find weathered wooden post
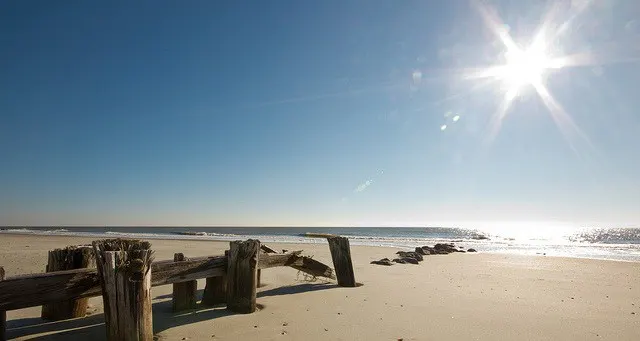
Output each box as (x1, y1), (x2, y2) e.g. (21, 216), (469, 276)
(202, 250), (228, 306)
(327, 236), (356, 287)
(226, 239), (259, 314)
(93, 239), (154, 341)
(172, 253), (197, 312)
(0, 266), (6, 341)
(41, 246), (96, 321)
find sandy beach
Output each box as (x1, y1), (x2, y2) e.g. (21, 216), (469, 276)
(1, 234), (639, 340)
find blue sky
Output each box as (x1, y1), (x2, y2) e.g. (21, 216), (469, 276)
(2, 1), (640, 227)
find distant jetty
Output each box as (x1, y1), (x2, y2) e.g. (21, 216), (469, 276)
(173, 231), (207, 236)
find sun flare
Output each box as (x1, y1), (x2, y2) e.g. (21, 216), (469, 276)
(499, 46), (553, 92)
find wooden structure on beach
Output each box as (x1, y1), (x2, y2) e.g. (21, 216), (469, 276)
(0, 236), (356, 341)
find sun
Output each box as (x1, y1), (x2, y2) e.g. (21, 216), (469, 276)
(499, 45), (552, 93)
(474, 39), (558, 99)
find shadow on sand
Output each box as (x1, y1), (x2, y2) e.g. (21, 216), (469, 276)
(6, 282), (338, 340)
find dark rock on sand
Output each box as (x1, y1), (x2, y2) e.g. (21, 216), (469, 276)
(433, 243), (458, 254)
(415, 247), (428, 255)
(396, 251), (423, 261)
(399, 257), (419, 265)
(467, 248), (477, 252)
(371, 258), (394, 266)
(393, 258), (407, 264)
(421, 246), (436, 255)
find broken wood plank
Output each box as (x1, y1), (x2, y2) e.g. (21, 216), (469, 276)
(93, 239), (154, 341)
(289, 256), (335, 280)
(226, 240), (259, 314)
(327, 236), (356, 287)
(172, 253), (197, 312)
(41, 246), (95, 321)
(260, 244), (278, 253)
(258, 250), (303, 269)
(1, 266), (5, 341)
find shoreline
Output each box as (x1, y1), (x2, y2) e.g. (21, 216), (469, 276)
(1, 230), (639, 263)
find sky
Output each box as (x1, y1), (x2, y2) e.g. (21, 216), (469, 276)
(1, 0), (640, 227)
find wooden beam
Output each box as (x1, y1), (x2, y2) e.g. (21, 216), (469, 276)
(41, 246), (95, 321)
(151, 256), (226, 286)
(0, 255), (226, 311)
(172, 253), (197, 312)
(1, 266), (6, 341)
(93, 239), (154, 341)
(327, 236), (356, 287)
(226, 240), (259, 314)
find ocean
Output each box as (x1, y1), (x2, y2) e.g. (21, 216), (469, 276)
(2, 226), (640, 262)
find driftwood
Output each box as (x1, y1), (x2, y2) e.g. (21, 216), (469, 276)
(0, 249), (333, 311)
(41, 246), (95, 321)
(1, 267), (5, 341)
(327, 236), (356, 287)
(93, 239), (154, 341)
(260, 244), (278, 254)
(172, 253), (197, 312)
(226, 240), (259, 314)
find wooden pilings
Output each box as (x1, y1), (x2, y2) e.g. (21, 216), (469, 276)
(202, 276), (227, 306)
(93, 239), (154, 341)
(41, 246), (95, 321)
(202, 250), (228, 306)
(327, 236), (356, 287)
(226, 240), (260, 314)
(1, 266), (6, 341)
(172, 253), (197, 312)
(0, 237), (352, 341)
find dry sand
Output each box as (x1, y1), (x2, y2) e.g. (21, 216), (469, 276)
(1, 234), (639, 340)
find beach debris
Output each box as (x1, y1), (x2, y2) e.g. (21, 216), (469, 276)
(371, 258), (394, 266)
(467, 248), (477, 252)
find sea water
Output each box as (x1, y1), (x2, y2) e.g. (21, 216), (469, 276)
(2, 226), (639, 262)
